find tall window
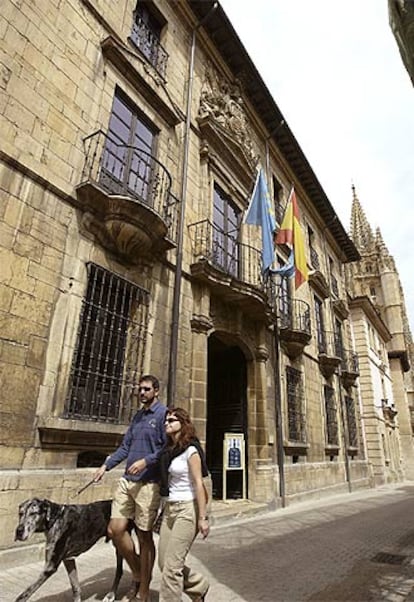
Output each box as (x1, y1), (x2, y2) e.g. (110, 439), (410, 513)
(65, 264), (149, 423)
(314, 295), (326, 353)
(324, 385), (338, 445)
(212, 185), (241, 277)
(286, 366), (306, 443)
(308, 225), (319, 269)
(272, 175), (284, 224)
(131, 3), (168, 77)
(345, 395), (358, 448)
(334, 318), (344, 358)
(101, 91), (157, 203)
(278, 256), (291, 324)
(329, 257), (339, 297)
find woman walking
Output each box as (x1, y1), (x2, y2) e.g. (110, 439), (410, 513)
(158, 407), (210, 602)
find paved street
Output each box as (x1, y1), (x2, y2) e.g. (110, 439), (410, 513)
(3, 484), (414, 601)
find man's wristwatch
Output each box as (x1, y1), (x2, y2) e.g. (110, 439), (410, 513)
(200, 516), (209, 521)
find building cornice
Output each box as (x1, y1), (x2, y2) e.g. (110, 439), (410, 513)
(188, 0), (360, 263)
(348, 296), (392, 342)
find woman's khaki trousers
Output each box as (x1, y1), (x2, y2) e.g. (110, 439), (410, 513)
(158, 500), (209, 601)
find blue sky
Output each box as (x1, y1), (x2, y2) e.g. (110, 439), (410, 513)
(220, 0), (414, 331)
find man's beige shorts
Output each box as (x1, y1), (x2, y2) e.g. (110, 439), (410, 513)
(111, 477), (160, 531)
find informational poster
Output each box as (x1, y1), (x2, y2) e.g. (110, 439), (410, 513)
(222, 433), (246, 500)
(224, 433), (244, 470)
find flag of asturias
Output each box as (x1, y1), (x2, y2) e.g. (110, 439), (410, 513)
(275, 187), (308, 288)
(244, 169), (276, 273)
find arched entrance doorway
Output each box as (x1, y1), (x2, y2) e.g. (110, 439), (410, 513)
(206, 332), (248, 499)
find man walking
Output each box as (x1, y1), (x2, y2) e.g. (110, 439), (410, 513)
(94, 374), (166, 602)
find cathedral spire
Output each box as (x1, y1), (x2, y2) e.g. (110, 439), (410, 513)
(350, 184), (374, 252)
(375, 227), (390, 256)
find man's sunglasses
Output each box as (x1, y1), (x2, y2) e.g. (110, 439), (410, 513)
(165, 418), (179, 424)
(138, 386), (152, 392)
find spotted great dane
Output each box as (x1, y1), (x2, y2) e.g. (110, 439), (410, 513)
(14, 498), (139, 602)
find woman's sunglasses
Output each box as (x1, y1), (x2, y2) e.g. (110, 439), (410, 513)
(165, 417), (179, 424)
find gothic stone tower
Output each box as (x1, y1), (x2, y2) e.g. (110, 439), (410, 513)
(346, 186), (414, 479)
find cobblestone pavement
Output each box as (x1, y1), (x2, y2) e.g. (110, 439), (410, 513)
(4, 484), (414, 601)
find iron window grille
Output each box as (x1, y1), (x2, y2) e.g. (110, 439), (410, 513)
(324, 385), (339, 445)
(65, 263), (149, 423)
(345, 395), (358, 448)
(286, 366), (306, 443)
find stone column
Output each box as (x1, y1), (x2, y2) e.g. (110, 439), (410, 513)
(188, 305), (212, 445)
(248, 340), (275, 503)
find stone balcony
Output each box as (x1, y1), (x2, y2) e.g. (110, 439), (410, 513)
(278, 299), (312, 359)
(188, 219), (270, 316)
(318, 330), (342, 378)
(76, 130), (179, 264)
(340, 349), (360, 388)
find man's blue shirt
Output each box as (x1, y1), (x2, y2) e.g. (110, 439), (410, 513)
(105, 400), (167, 482)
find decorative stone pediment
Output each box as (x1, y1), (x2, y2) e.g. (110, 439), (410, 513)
(197, 65), (258, 182)
(308, 270), (330, 299)
(332, 298), (349, 320)
(101, 36), (183, 127)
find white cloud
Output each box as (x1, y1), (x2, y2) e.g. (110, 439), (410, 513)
(221, 0), (414, 330)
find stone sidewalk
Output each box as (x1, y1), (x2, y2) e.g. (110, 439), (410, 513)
(2, 484), (411, 601)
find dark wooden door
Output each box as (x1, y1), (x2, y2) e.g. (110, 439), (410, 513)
(206, 334), (248, 498)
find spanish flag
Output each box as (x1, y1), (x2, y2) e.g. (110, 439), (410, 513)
(275, 187), (308, 289)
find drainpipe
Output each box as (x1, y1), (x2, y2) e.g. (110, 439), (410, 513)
(167, 2), (218, 407)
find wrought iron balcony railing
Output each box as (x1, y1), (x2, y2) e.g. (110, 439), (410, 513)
(80, 130), (178, 243)
(317, 329), (343, 357)
(317, 330), (343, 378)
(279, 298), (311, 334)
(340, 349), (359, 388)
(278, 297), (312, 359)
(131, 14), (168, 78)
(341, 349), (359, 374)
(188, 219), (263, 289)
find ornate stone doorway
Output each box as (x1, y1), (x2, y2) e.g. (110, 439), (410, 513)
(206, 332), (248, 499)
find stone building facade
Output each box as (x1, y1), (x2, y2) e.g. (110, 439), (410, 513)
(0, 0), (411, 553)
(346, 188), (414, 483)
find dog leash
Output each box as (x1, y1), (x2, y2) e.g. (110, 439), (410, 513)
(72, 478), (96, 498)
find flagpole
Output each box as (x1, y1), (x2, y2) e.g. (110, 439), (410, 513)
(272, 277), (286, 508)
(244, 167), (286, 507)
